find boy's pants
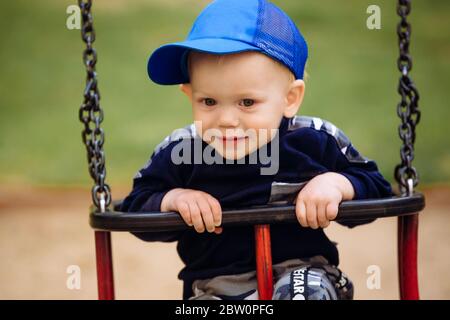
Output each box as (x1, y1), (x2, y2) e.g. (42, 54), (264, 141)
(189, 256), (354, 300)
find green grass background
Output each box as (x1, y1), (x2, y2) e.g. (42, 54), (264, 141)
(0, 0), (448, 190)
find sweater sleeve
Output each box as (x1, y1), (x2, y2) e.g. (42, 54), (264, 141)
(120, 140), (189, 242)
(317, 129), (393, 228)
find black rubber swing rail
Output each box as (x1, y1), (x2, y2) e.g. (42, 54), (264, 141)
(89, 193), (425, 233)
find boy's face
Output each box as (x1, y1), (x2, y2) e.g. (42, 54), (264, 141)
(180, 51), (305, 160)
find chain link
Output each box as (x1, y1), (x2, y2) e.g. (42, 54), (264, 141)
(395, 0), (421, 195)
(78, 0), (111, 211)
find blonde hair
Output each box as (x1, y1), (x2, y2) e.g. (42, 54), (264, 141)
(187, 51), (308, 83)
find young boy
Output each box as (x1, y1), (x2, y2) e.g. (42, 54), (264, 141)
(121, 0), (392, 300)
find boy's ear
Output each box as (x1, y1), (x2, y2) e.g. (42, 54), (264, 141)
(283, 79), (305, 118)
(179, 83), (193, 101)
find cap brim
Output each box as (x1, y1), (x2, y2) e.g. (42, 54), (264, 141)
(147, 38), (262, 85)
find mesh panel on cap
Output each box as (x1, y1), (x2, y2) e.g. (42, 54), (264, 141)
(253, 0), (306, 79)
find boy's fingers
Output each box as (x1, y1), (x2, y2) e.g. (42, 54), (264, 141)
(296, 200), (307, 227)
(306, 201), (319, 229)
(177, 201), (192, 226)
(213, 227), (223, 234)
(317, 202), (328, 228)
(326, 202), (339, 221)
(188, 201), (204, 233)
(206, 196), (222, 226)
(197, 197), (215, 233)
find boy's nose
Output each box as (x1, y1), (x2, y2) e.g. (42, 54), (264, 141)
(217, 106), (239, 128)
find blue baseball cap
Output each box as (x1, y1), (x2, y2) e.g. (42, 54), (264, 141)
(147, 0), (308, 85)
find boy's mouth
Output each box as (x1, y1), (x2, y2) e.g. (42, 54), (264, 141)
(216, 136), (248, 145)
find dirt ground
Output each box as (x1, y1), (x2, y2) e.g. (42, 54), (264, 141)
(0, 184), (448, 300)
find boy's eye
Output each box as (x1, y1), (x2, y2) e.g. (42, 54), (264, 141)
(203, 98), (216, 106)
(240, 99), (255, 107)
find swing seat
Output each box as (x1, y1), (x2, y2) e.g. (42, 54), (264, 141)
(90, 193), (425, 232)
(90, 192), (425, 300)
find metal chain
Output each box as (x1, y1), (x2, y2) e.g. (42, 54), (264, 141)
(78, 0), (111, 211)
(394, 0), (421, 196)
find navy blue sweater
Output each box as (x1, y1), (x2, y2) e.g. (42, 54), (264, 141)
(120, 116), (393, 299)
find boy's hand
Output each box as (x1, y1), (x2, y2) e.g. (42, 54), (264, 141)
(295, 172), (355, 229)
(161, 188), (223, 234)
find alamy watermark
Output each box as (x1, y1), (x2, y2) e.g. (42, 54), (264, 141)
(168, 122), (280, 175)
(366, 264), (381, 290)
(366, 5), (381, 30)
(66, 265), (81, 290)
(66, 5), (81, 30)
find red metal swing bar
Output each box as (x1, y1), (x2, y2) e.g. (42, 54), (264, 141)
(92, 226), (276, 300)
(398, 214), (419, 300)
(255, 225), (273, 300)
(94, 231), (115, 300)
(93, 215), (421, 300)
